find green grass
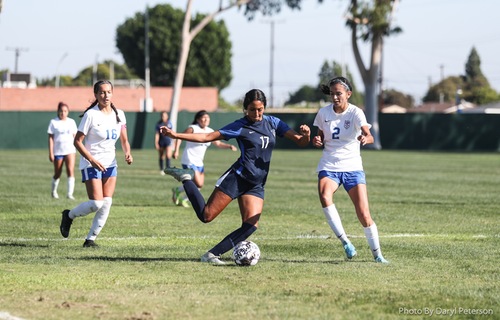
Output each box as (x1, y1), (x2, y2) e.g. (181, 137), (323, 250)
(0, 149), (498, 320)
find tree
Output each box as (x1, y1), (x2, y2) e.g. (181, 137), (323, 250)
(423, 47), (498, 105)
(168, 0), (251, 131)
(116, 4), (232, 88)
(245, 0), (401, 149)
(382, 89), (414, 108)
(286, 60), (363, 106)
(462, 47), (497, 105)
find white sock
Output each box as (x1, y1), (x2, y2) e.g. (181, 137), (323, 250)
(323, 204), (349, 244)
(364, 223), (382, 258)
(51, 178), (60, 194)
(67, 177), (75, 197)
(69, 200), (104, 219)
(86, 197), (112, 241)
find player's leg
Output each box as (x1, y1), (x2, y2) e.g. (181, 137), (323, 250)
(347, 177), (388, 263)
(60, 168), (105, 238)
(52, 157), (64, 198)
(202, 194), (262, 265)
(158, 146), (166, 173)
(318, 172), (356, 259)
(64, 153), (76, 199)
(84, 172), (117, 247)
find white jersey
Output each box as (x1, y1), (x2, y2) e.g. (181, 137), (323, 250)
(47, 117), (78, 156)
(77, 106), (126, 170)
(181, 124), (214, 167)
(313, 103), (371, 172)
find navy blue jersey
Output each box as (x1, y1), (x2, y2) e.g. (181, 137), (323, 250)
(219, 115), (291, 185)
(156, 120), (173, 146)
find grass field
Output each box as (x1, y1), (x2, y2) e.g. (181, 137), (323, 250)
(0, 149), (498, 320)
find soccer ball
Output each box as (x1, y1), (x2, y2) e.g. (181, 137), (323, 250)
(232, 241), (260, 266)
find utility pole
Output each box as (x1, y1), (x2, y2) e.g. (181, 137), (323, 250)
(6, 47), (29, 73)
(144, 5), (152, 112)
(262, 20), (284, 108)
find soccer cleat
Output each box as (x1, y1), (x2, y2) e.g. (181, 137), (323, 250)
(164, 167), (194, 182)
(83, 239), (98, 248)
(160, 170), (166, 176)
(180, 197), (190, 208)
(60, 209), (73, 238)
(375, 255), (389, 264)
(343, 242), (357, 259)
(52, 191), (59, 199)
(67, 194), (75, 200)
(171, 187), (180, 205)
(201, 252), (226, 265)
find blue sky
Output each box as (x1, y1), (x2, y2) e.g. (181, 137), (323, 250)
(1, 0), (498, 106)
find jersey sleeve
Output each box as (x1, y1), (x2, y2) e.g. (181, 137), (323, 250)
(267, 115), (291, 137)
(218, 119), (244, 140)
(78, 111), (92, 135)
(47, 119), (55, 134)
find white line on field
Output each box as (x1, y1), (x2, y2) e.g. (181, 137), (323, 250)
(0, 312), (26, 320)
(0, 233), (497, 243)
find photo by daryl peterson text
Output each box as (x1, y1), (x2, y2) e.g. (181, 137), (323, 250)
(399, 307), (494, 316)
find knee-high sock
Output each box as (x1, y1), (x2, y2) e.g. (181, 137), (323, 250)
(364, 223), (382, 258)
(159, 159), (164, 171)
(323, 204), (349, 244)
(210, 223), (257, 256)
(69, 200), (104, 219)
(182, 180), (206, 223)
(166, 158), (171, 168)
(52, 178), (60, 194)
(87, 197), (112, 241)
(67, 177), (75, 197)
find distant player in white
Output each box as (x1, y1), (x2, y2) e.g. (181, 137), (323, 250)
(59, 80), (133, 247)
(171, 110), (236, 207)
(313, 76), (388, 263)
(47, 102), (78, 199)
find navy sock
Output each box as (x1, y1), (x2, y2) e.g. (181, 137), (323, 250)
(210, 223), (257, 256)
(182, 180), (206, 222)
(166, 158), (171, 168)
(159, 159), (164, 170)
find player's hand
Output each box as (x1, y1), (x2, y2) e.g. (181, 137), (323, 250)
(160, 126), (175, 138)
(89, 158), (106, 172)
(312, 135), (323, 148)
(299, 124), (310, 137)
(125, 153), (133, 165)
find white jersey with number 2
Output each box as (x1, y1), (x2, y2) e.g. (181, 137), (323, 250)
(77, 105), (126, 170)
(313, 103), (371, 172)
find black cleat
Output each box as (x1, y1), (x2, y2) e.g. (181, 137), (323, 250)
(83, 239), (98, 248)
(60, 209), (73, 238)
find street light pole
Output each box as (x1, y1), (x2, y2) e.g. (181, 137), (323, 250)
(55, 52), (68, 88)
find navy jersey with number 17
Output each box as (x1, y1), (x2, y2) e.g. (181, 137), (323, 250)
(218, 115), (291, 185)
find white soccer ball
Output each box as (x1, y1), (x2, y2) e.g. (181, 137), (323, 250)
(232, 240), (260, 266)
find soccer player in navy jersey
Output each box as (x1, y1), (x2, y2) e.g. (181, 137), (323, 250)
(161, 89), (310, 265)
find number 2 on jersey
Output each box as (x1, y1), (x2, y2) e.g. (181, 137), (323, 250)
(331, 127), (340, 139)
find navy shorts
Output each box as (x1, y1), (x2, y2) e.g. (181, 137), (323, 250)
(215, 168), (265, 200)
(318, 170), (366, 192)
(81, 166), (117, 182)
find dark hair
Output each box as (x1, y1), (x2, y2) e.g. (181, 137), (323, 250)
(243, 89), (267, 110)
(320, 76), (352, 95)
(192, 110), (209, 124)
(80, 80), (120, 123)
(157, 111), (169, 125)
(57, 102), (68, 111)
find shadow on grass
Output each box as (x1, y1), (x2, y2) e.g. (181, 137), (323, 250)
(0, 241), (49, 248)
(73, 256), (359, 265)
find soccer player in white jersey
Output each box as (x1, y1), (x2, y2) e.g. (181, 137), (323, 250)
(59, 80), (133, 248)
(312, 76), (389, 263)
(47, 102), (78, 199)
(171, 110), (237, 207)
